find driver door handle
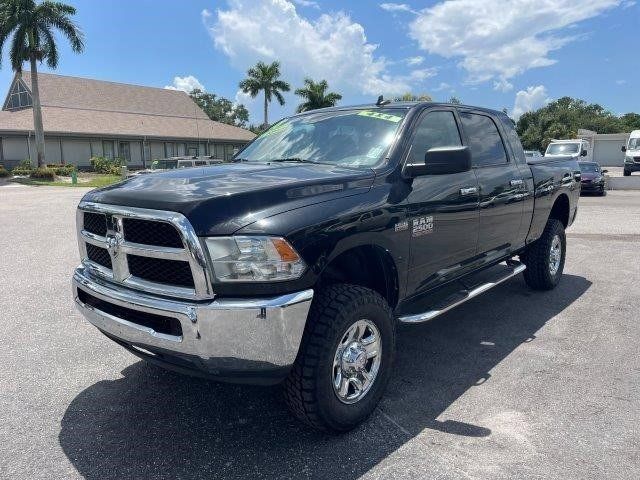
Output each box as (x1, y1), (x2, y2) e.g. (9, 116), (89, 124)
(460, 186), (478, 196)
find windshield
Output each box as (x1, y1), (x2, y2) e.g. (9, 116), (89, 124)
(237, 109), (407, 168)
(579, 163), (599, 173)
(628, 138), (640, 150)
(546, 143), (580, 155)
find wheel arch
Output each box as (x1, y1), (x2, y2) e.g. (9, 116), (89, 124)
(317, 243), (400, 309)
(549, 192), (570, 228)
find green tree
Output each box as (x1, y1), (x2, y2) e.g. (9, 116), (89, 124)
(0, 0), (84, 167)
(449, 96), (461, 104)
(189, 89), (249, 127)
(620, 113), (640, 131)
(394, 92), (432, 102)
(516, 96), (630, 151)
(294, 78), (342, 113)
(239, 61), (290, 127)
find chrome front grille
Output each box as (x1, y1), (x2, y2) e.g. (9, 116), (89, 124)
(76, 201), (213, 300)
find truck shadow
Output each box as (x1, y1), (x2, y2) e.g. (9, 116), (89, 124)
(59, 274), (590, 479)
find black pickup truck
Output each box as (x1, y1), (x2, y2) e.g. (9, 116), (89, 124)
(72, 102), (580, 432)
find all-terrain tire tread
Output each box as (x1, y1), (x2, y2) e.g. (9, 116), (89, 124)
(283, 284), (393, 432)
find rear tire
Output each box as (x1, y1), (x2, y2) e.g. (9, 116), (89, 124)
(521, 218), (566, 291)
(624, 169), (631, 176)
(283, 284), (395, 433)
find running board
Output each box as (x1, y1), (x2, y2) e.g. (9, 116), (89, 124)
(398, 261), (526, 324)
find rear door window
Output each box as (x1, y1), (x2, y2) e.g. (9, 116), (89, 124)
(460, 112), (508, 167)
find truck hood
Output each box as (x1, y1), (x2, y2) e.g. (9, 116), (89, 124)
(82, 162), (375, 235)
(544, 153), (580, 161)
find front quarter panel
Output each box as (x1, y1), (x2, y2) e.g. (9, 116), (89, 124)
(214, 176), (411, 299)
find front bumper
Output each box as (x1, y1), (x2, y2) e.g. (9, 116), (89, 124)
(624, 161), (640, 172)
(580, 180), (605, 192)
(72, 266), (313, 384)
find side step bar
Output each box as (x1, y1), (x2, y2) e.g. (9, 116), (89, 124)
(398, 261), (526, 324)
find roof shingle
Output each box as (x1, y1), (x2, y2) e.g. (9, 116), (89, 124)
(1, 73), (255, 142)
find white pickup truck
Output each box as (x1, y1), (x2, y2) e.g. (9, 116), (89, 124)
(544, 139), (592, 162)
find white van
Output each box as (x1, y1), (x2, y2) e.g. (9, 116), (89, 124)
(622, 130), (640, 176)
(545, 139), (592, 161)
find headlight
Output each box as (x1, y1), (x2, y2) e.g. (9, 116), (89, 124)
(204, 236), (306, 282)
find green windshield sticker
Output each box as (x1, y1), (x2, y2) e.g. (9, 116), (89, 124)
(261, 121), (291, 136)
(357, 110), (403, 123)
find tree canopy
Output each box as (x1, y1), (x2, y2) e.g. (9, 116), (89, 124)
(516, 97), (640, 151)
(189, 89), (248, 127)
(294, 78), (341, 113)
(393, 92), (432, 102)
(0, 0), (84, 71)
(239, 61), (290, 126)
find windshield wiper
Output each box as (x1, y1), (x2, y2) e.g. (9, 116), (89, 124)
(268, 157), (317, 164)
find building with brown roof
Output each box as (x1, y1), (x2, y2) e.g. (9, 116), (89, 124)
(0, 72), (255, 168)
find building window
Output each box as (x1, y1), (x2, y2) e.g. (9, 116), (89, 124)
(119, 142), (131, 162)
(224, 144), (234, 161)
(5, 79), (32, 110)
(164, 142), (175, 158)
(103, 140), (114, 159)
(187, 143), (198, 157)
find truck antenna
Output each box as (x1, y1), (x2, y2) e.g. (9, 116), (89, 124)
(376, 95), (391, 106)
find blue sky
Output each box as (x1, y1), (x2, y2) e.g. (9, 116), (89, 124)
(1, 0), (638, 125)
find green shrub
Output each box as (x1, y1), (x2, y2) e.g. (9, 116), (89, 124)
(12, 159), (33, 175)
(18, 159), (33, 169)
(0, 166), (9, 177)
(46, 163), (76, 176)
(90, 156), (123, 175)
(30, 167), (56, 180)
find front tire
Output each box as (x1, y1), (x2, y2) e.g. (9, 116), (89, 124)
(283, 284), (395, 433)
(624, 169), (631, 176)
(521, 218), (566, 290)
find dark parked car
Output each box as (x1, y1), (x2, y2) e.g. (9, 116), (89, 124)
(72, 102), (580, 432)
(578, 161), (607, 195)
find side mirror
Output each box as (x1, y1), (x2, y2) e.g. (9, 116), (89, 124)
(580, 149), (588, 157)
(602, 169), (608, 174)
(405, 146), (472, 177)
(621, 145), (627, 152)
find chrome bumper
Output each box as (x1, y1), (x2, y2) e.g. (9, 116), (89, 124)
(72, 266), (313, 384)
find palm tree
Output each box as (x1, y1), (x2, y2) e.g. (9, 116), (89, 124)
(0, 0), (84, 167)
(294, 78), (342, 113)
(239, 61), (290, 127)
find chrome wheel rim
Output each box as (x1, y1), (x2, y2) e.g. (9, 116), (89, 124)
(332, 319), (382, 404)
(549, 234), (562, 276)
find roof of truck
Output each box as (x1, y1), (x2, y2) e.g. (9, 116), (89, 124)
(302, 102), (505, 116)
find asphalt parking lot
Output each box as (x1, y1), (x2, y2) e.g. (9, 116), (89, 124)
(1, 184), (638, 479)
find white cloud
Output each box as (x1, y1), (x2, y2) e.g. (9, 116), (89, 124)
(512, 85), (550, 120)
(493, 78), (514, 92)
(409, 0), (621, 85)
(405, 56), (424, 66)
(616, 79), (627, 85)
(292, 0), (319, 8)
(433, 82), (452, 92)
(379, 3), (417, 14)
(164, 75), (205, 93)
(206, 0), (424, 99)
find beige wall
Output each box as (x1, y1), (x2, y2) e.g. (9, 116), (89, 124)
(149, 141), (164, 160)
(62, 139), (92, 166)
(2, 136), (29, 167)
(1, 134), (250, 168)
